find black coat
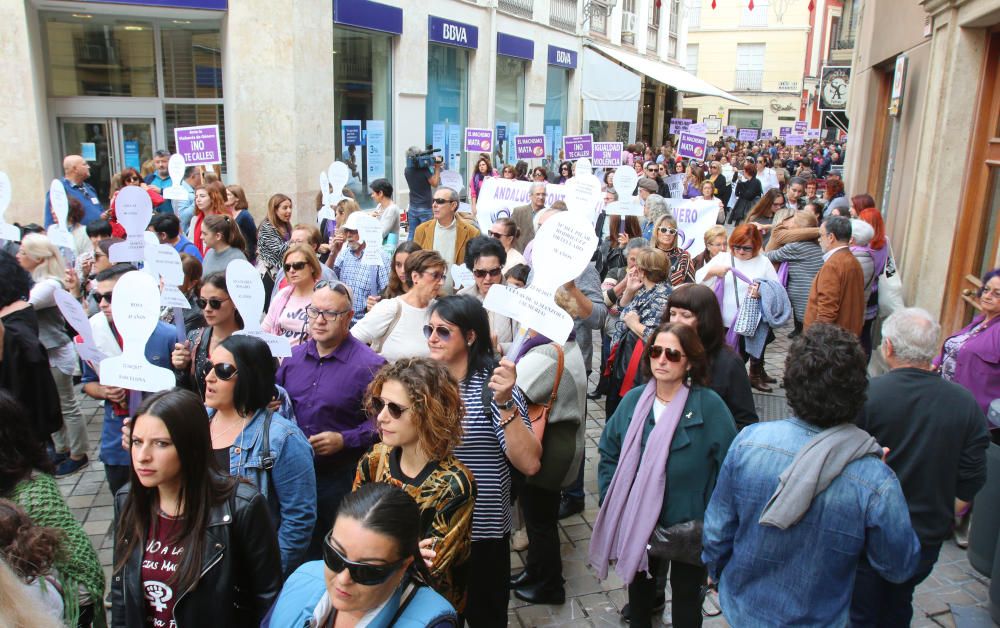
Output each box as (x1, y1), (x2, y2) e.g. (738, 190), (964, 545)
(0, 307), (62, 442)
(731, 176), (763, 223)
(111, 481), (282, 628)
(709, 347), (759, 430)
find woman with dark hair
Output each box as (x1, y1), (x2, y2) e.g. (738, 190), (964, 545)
(202, 335), (316, 573)
(531, 166), (549, 183)
(743, 188), (786, 248)
(112, 388), (282, 627)
(0, 392), (104, 627)
(592, 322), (736, 627)
(172, 271), (244, 398)
(459, 236), (516, 345)
(426, 295), (541, 625)
(728, 162), (762, 225)
(263, 483), (458, 627)
(225, 184), (257, 263)
(514, 160), (530, 181)
(501, 164), (517, 179)
(257, 193), (294, 305)
(755, 155), (779, 192)
(354, 358), (475, 611)
(599, 214), (643, 280)
(850, 193), (876, 219)
(469, 153), (496, 218)
(375, 240), (423, 306)
(557, 161), (573, 184)
(662, 284), (758, 429)
(108, 167), (165, 218)
(200, 214), (247, 276)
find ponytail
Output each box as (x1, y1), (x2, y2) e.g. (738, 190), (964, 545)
(203, 214), (247, 255)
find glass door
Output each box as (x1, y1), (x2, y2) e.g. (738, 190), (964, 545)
(58, 117), (157, 204)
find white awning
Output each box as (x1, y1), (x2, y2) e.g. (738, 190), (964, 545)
(581, 48), (643, 122)
(587, 43), (750, 105)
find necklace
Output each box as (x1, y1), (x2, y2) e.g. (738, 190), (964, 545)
(211, 414), (246, 446)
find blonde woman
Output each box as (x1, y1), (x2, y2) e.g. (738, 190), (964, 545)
(15, 234), (89, 476)
(257, 193), (294, 306)
(263, 244), (323, 348)
(691, 225), (728, 272)
(651, 215), (694, 286)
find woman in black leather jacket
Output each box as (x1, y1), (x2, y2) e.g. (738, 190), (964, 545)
(111, 388), (281, 628)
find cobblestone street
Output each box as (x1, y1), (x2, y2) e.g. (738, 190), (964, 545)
(60, 326), (993, 627)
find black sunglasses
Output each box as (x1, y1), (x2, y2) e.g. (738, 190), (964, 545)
(284, 261), (308, 272)
(196, 296), (230, 310)
(201, 361), (238, 380)
(649, 346), (685, 362)
(472, 267), (502, 279)
(93, 291), (113, 304)
(431, 197), (454, 205)
(488, 230), (510, 239)
(371, 397), (411, 419)
(323, 537), (406, 586)
(422, 324), (452, 342)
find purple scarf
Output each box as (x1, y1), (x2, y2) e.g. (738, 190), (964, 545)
(712, 263), (754, 350)
(589, 381), (691, 583)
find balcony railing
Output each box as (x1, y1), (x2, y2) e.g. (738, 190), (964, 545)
(648, 25), (659, 52)
(734, 69), (763, 91)
(550, 0), (578, 32)
(499, 0), (534, 19)
(832, 37), (855, 50)
(621, 11), (636, 45)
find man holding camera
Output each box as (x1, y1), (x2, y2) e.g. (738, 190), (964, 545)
(404, 146), (442, 240)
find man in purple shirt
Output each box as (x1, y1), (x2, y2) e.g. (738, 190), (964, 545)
(276, 280), (385, 558)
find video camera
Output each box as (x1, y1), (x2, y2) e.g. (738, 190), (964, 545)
(406, 147), (443, 172)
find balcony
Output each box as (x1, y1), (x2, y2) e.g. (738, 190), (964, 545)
(499, 0), (533, 19)
(647, 25), (658, 52)
(550, 0), (578, 32)
(832, 36), (854, 50)
(734, 69), (763, 91)
(621, 11), (636, 45)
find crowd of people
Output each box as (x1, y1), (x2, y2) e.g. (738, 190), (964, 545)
(0, 133), (996, 628)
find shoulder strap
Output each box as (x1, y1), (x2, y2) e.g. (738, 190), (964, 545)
(386, 580), (420, 625)
(371, 299), (403, 353)
(730, 253), (740, 309)
(260, 409), (274, 472)
(544, 343), (565, 409)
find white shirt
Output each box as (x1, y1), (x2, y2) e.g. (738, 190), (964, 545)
(823, 244), (849, 262)
(350, 297), (433, 362)
(695, 253), (779, 327)
(502, 247), (527, 273)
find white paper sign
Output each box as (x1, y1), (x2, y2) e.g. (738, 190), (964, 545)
(146, 239), (190, 309)
(563, 174), (603, 222)
(665, 174), (685, 199)
(350, 213), (384, 266)
(574, 158), (593, 177)
(327, 162), (351, 205)
(451, 264), (475, 290)
(54, 288), (106, 366)
(163, 154), (189, 201)
(46, 180), (76, 250)
(226, 259), (292, 357)
(319, 171), (331, 208)
(0, 172), (19, 242)
(109, 187), (153, 263)
(612, 166), (639, 199)
(440, 170), (465, 193)
(664, 198), (723, 258)
(99, 271), (176, 392)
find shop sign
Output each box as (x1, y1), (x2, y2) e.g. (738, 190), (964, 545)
(498, 33), (533, 60)
(548, 45), (578, 68)
(334, 0), (403, 35)
(429, 16), (478, 49)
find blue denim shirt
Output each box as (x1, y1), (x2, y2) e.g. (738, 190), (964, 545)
(208, 407), (317, 575)
(702, 418), (920, 627)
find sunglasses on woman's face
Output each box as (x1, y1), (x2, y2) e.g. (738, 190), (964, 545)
(423, 324), (453, 342)
(371, 397), (411, 419)
(649, 346), (685, 362)
(197, 295), (231, 310)
(323, 538), (406, 586)
(732, 245), (753, 253)
(473, 267), (502, 279)
(201, 361), (238, 381)
(284, 261), (308, 272)
(658, 227), (678, 235)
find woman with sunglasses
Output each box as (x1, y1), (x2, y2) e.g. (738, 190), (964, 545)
(591, 322), (736, 628)
(531, 166), (549, 183)
(202, 335), (316, 574)
(108, 167), (165, 216)
(172, 271), (244, 398)
(426, 295), (541, 626)
(707, 162), (730, 207)
(500, 164), (517, 180)
(200, 214), (248, 276)
(651, 215), (695, 286)
(354, 358), (475, 611)
(486, 218), (524, 273)
(263, 483), (458, 627)
(557, 161), (572, 184)
(458, 236), (516, 347)
(353, 250), (446, 361)
(112, 388), (282, 628)
(263, 244), (323, 348)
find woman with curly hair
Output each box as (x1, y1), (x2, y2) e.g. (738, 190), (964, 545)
(353, 358), (475, 611)
(0, 499), (64, 620)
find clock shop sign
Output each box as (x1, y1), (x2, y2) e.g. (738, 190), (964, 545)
(819, 66), (851, 111)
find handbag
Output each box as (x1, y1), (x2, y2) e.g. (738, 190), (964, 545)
(877, 241), (904, 318)
(730, 254), (761, 337)
(648, 519), (704, 565)
(524, 343), (564, 443)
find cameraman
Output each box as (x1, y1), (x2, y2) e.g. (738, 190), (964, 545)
(404, 145), (442, 240)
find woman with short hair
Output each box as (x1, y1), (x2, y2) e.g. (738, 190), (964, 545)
(691, 225), (728, 272)
(458, 236), (516, 346)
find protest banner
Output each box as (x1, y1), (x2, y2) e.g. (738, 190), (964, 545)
(689, 122), (708, 135)
(806, 128), (822, 139)
(473, 178), (604, 232)
(592, 142), (623, 168)
(226, 259), (292, 358)
(794, 121), (808, 133)
(778, 127), (792, 138)
(174, 125), (222, 166)
(514, 135), (546, 160)
(738, 128), (760, 142)
(0, 172), (19, 242)
(722, 125), (737, 137)
(465, 128), (494, 153)
(677, 132), (708, 160)
(562, 134), (593, 160)
(664, 198), (723, 258)
(785, 134), (805, 146)
(669, 118), (692, 134)
(163, 154), (188, 201)
(759, 129), (774, 140)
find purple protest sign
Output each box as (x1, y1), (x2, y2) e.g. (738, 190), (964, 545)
(464, 128), (494, 153)
(785, 134), (805, 146)
(759, 129), (774, 140)
(794, 121), (808, 133)
(779, 126), (792, 138)
(677, 132), (707, 160)
(737, 128), (760, 142)
(722, 125), (737, 137)
(514, 135), (546, 159)
(806, 128), (822, 139)
(592, 142), (623, 168)
(563, 134), (593, 160)
(173, 125), (222, 166)
(669, 118), (692, 134)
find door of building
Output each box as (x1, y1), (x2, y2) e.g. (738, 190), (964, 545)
(58, 117), (157, 205)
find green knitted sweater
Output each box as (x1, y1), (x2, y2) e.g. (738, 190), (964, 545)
(12, 473), (107, 628)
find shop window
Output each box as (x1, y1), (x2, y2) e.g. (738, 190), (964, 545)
(544, 67), (570, 167)
(728, 109), (763, 129)
(161, 26), (223, 99)
(495, 56), (526, 167)
(426, 44), (470, 180)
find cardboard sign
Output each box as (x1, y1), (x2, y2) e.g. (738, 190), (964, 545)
(785, 134), (805, 146)
(592, 142), (624, 168)
(147, 240), (190, 309)
(794, 121), (808, 133)
(99, 271), (176, 392)
(602, 200), (644, 218)
(163, 154), (188, 201)
(174, 125), (222, 166)
(611, 165), (639, 199)
(46, 180), (76, 250)
(574, 158), (593, 177)
(0, 171), (20, 242)
(464, 128), (494, 153)
(665, 174), (685, 199)
(350, 213), (384, 266)
(664, 198), (724, 258)
(440, 170), (465, 193)
(109, 186), (153, 263)
(226, 259), (292, 358)
(721, 125), (737, 137)
(689, 122), (708, 135)
(514, 135), (546, 159)
(669, 118), (692, 134)
(562, 134), (594, 160)
(738, 128), (760, 142)
(778, 126), (792, 138)
(563, 173), (603, 222)
(327, 161), (351, 204)
(806, 128), (822, 139)
(759, 129), (774, 140)
(54, 288), (105, 366)
(677, 132), (708, 160)
(451, 264), (476, 290)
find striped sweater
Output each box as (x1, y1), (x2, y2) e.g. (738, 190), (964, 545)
(765, 241), (824, 322)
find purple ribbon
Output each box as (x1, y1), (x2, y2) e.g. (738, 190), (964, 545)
(712, 265), (754, 350)
(173, 307), (187, 344)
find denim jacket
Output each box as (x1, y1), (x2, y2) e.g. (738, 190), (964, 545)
(702, 418), (920, 627)
(209, 407), (317, 575)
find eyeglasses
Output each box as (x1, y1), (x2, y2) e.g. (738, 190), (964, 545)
(93, 291), (113, 304)
(649, 346), (685, 362)
(473, 267), (502, 279)
(980, 287), (1000, 299)
(305, 305), (352, 322)
(323, 537), (406, 586)
(731, 245), (754, 253)
(431, 197), (454, 205)
(420, 270), (445, 282)
(196, 296), (230, 310)
(488, 230), (510, 239)
(201, 361), (238, 381)
(423, 324), (453, 342)
(772, 201), (786, 208)
(371, 397), (411, 419)
(658, 227), (678, 235)
(284, 261), (308, 272)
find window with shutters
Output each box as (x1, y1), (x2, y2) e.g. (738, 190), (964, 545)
(686, 44), (699, 75)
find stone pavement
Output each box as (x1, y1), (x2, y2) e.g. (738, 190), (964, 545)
(59, 324), (992, 627)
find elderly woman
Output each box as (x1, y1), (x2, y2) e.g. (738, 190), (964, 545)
(764, 211), (824, 337)
(651, 215), (694, 286)
(641, 193), (671, 241)
(488, 217), (526, 272)
(691, 225), (728, 273)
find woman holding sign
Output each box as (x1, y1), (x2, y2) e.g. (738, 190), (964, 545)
(263, 245), (322, 348)
(469, 154), (496, 218)
(172, 271), (244, 398)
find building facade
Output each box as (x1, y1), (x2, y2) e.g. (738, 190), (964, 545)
(844, 0), (999, 333)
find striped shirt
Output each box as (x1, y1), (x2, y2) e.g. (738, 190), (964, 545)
(765, 241), (824, 321)
(453, 368), (530, 540)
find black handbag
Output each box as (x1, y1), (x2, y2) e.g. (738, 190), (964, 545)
(648, 520), (704, 566)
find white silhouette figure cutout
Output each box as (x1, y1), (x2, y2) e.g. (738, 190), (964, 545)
(163, 154), (189, 201)
(226, 259), (292, 358)
(109, 187), (153, 263)
(54, 288), (106, 367)
(47, 180), (76, 250)
(0, 172), (19, 242)
(317, 171), (335, 226)
(605, 166), (643, 218)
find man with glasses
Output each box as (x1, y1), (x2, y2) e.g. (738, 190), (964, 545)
(144, 149), (174, 214)
(44, 154), (104, 227)
(413, 186), (479, 294)
(334, 212), (390, 323)
(79, 263), (178, 498)
(509, 182), (548, 252)
(277, 280), (386, 560)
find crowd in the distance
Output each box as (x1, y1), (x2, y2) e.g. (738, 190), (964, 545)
(0, 134), (996, 628)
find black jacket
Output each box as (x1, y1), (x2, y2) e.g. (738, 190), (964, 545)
(709, 347), (759, 430)
(111, 480), (282, 628)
